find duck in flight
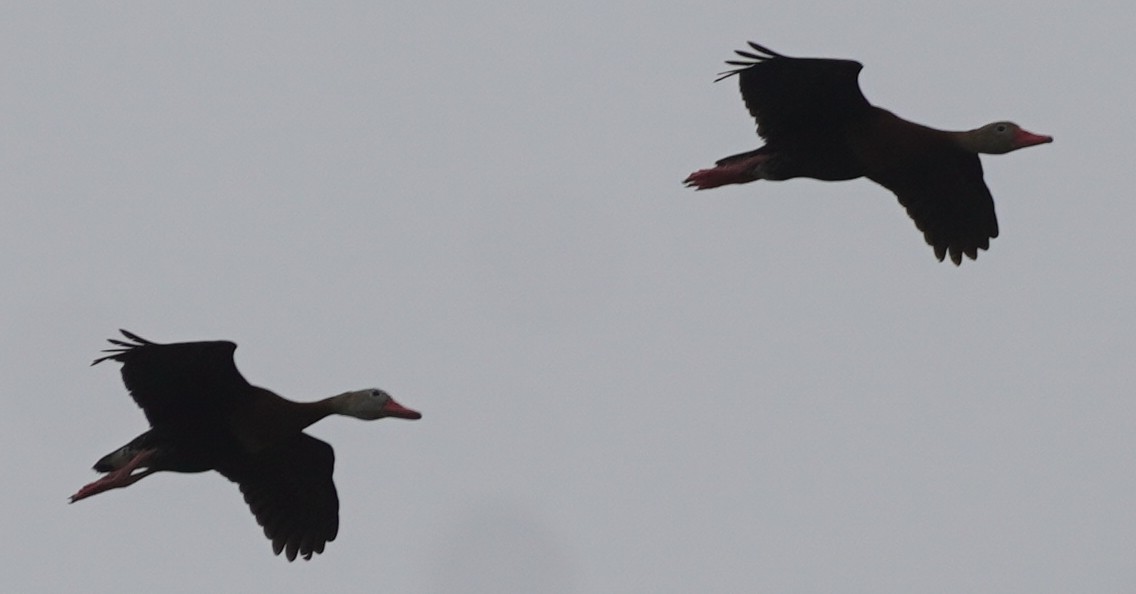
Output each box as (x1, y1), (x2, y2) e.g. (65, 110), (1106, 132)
(685, 42), (1052, 264)
(70, 330), (422, 561)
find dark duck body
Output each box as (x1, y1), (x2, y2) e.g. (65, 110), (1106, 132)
(71, 330), (422, 561)
(685, 42), (1052, 265)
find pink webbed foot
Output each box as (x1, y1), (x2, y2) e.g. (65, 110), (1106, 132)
(683, 154), (769, 190)
(69, 449), (157, 503)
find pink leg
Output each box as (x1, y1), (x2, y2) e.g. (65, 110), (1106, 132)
(683, 154), (769, 189)
(69, 449), (157, 503)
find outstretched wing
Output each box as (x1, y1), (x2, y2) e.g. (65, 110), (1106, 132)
(93, 330), (252, 429)
(220, 434), (340, 561)
(718, 42), (872, 146)
(868, 149), (999, 265)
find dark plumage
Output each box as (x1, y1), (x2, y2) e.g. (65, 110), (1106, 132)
(71, 330), (421, 561)
(685, 42), (1052, 265)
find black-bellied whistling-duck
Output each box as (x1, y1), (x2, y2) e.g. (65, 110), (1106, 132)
(70, 330), (422, 561)
(685, 42), (1052, 265)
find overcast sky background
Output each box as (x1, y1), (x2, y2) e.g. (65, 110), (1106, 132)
(3, 2), (1133, 593)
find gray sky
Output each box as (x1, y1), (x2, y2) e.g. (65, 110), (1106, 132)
(3, 2), (1134, 593)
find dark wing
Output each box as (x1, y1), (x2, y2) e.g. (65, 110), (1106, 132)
(219, 434), (340, 561)
(718, 42), (872, 146)
(92, 330), (253, 429)
(868, 150), (999, 265)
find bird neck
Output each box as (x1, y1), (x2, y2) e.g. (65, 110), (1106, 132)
(281, 398), (339, 431)
(243, 389), (337, 442)
(950, 128), (988, 154)
(233, 389), (364, 454)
